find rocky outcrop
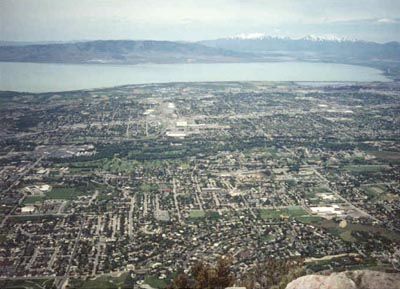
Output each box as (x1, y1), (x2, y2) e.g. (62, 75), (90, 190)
(285, 270), (400, 289)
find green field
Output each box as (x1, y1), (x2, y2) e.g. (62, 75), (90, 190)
(0, 234), (7, 245)
(311, 219), (400, 242)
(187, 210), (221, 222)
(23, 196), (45, 204)
(144, 276), (167, 288)
(205, 210), (221, 220)
(46, 186), (88, 200)
(295, 216), (324, 224)
(361, 184), (399, 201)
(69, 273), (131, 289)
(364, 184), (386, 198)
(189, 210), (205, 218)
(0, 278), (55, 289)
(369, 150), (400, 162)
(343, 165), (389, 173)
(259, 206), (308, 220)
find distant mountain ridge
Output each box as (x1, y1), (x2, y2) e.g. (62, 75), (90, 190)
(198, 34), (400, 78)
(198, 34), (400, 60)
(0, 36), (399, 78)
(0, 40), (251, 64)
(225, 32), (360, 42)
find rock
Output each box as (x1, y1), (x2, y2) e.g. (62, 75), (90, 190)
(286, 273), (356, 289)
(285, 270), (400, 289)
(342, 270), (400, 289)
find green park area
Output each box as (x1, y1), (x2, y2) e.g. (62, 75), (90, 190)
(259, 206), (308, 220)
(189, 209), (205, 218)
(22, 183), (110, 204)
(0, 278), (55, 289)
(343, 164), (389, 173)
(69, 273), (132, 289)
(309, 219), (400, 243)
(144, 276), (167, 288)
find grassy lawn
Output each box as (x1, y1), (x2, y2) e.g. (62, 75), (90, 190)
(187, 210), (221, 223)
(0, 234), (7, 245)
(295, 215), (324, 224)
(339, 230), (357, 242)
(369, 150), (400, 162)
(23, 196), (45, 204)
(311, 219), (400, 242)
(261, 233), (276, 242)
(259, 206), (308, 220)
(260, 209), (285, 219)
(144, 276), (167, 289)
(363, 184), (386, 199)
(138, 183), (159, 193)
(23, 182), (108, 202)
(343, 165), (389, 173)
(205, 211), (221, 220)
(360, 184), (399, 201)
(189, 210), (205, 218)
(103, 156), (139, 174)
(69, 274), (130, 289)
(0, 279), (55, 289)
(46, 186), (88, 200)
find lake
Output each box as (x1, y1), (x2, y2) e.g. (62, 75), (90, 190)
(0, 61), (390, 93)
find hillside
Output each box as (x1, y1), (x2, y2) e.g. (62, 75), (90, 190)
(199, 35), (400, 78)
(0, 40), (252, 64)
(199, 35), (400, 61)
(286, 270), (400, 289)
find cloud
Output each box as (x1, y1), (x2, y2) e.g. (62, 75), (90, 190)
(377, 18), (398, 24)
(1, 0), (400, 42)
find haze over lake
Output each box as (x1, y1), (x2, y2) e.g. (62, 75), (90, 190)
(0, 61), (390, 93)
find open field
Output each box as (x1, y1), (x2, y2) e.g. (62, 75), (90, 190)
(0, 279), (55, 289)
(189, 209), (205, 218)
(46, 186), (88, 200)
(259, 206), (308, 220)
(312, 219), (400, 242)
(343, 165), (390, 173)
(69, 273), (131, 289)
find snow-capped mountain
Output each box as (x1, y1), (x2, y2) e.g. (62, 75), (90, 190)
(300, 34), (359, 42)
(225, 32), (359, 43)
(198, 33), (400, 64)
(228, 32), (268, 40)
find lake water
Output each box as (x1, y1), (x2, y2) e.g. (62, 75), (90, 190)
(0, 61), (390, 93)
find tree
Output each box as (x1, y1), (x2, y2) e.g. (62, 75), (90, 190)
(168, 257), (235, 289)
(167, 273), (190, 289)
(212, 257), (235, 288)
(240, 258), (305, 289)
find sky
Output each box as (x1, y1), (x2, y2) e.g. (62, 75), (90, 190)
(1, 0), (399, 43)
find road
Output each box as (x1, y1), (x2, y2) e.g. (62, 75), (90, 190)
(0, 156), (44, 228)
(310, 165), (380, 222)
(128, 196), (135, 238)
(55, 217), (84, 289)
(173, 178), (182, 222)
(193, 175), (204, 211)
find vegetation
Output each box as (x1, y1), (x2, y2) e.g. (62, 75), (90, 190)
(69, 273), (133, 289)
(189, 210), (206, 218)
(259, 206), (308, 220)
(167, 257), (305, 289)
(0, 279), (55, 289)
(240, 258), (305, 289)
(47, 186), (87, 200)
(167, 257), (234, 289)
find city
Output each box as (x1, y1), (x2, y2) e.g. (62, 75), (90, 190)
(0, 81), (399, 288)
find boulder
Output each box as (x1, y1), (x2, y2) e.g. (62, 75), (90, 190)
(286, 270), (400, 289)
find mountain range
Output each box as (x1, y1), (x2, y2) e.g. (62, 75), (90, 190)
(0, 40), (251, 64)
(0, 35), (399, 77)
(198, 33), (400, 63)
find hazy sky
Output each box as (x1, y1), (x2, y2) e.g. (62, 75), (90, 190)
(1, 0), (399, 42)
